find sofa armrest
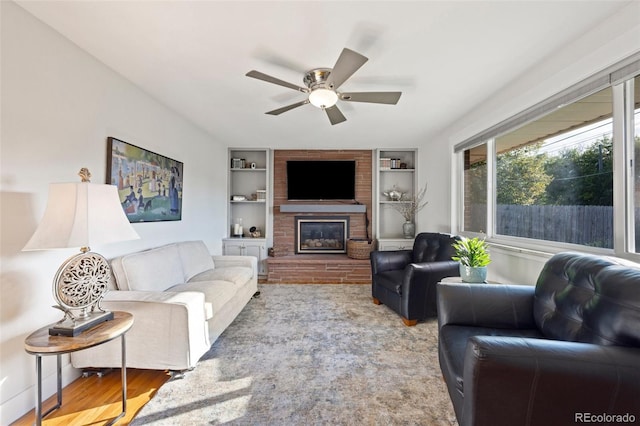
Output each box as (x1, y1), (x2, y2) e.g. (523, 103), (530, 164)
(71, 290), (210, 371)
(401, 261), (459, 316)
(406, 261), (460, 286)
(213, 255), (257, 274)
(370, 250), (412, 274)
(461, 336), (640, 426)
(437, 282), (536, 330)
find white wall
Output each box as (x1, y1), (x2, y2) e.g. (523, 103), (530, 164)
(438, 1), (640, 285)
(414, 139), (453, 235)
(0, 2), (227, 422)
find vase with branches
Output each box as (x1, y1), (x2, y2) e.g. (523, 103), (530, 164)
(389, 185), (428, 238)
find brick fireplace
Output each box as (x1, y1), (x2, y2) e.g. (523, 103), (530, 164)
(267, 149), (373, 284)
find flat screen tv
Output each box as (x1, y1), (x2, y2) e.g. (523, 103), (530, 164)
(287, 160), (356, 200)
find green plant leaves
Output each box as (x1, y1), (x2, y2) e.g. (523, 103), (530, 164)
(452, 237), (491, 267)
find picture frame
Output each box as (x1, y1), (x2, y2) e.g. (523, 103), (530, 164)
(107, 137), (183, 222)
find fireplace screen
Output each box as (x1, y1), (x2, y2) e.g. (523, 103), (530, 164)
(295, 216), (349, 254)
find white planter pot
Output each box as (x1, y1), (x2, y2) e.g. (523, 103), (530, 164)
(459, 265), (488, 283)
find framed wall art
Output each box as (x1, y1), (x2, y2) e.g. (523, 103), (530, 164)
(107, 137), (183, 222)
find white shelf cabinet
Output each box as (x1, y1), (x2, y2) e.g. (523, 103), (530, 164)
(374, 149), (418, 250)
(227, 148), (270, 276)
(222, 238), (267, 276)
(377, 238), (415, 251)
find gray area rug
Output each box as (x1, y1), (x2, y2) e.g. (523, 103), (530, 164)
(132, 284), (457, 425)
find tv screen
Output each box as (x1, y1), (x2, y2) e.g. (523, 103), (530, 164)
(287, 160), (356, 200)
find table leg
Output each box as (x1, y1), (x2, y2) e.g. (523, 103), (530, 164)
(35, 354), (62, 425)
(35, 354), (41, 426)
(106, 333), (127, 425)
(121, 333), (127, 415)
(55, 355), (62, 408)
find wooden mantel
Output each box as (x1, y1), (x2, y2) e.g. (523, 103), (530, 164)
(279, 204), (367, 213)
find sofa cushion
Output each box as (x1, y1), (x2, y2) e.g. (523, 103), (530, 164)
(111, 244), (185, 291)
(176, 240), (216, 282)
(412, 232), (458, 263)
(534, 252), (640, 347)
(189, 267), (253, 286)
(106, 272), (118, 291)
(169, 280), (238, 319)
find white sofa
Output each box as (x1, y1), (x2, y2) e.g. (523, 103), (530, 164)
(71, 240), (258, 371)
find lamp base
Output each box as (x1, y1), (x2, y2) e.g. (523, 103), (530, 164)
(49, 310), (114, 337)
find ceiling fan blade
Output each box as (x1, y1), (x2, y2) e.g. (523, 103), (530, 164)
(265, 100), (309, 115)
(252, 47), (309, 74)
(246, 70), (309, 93)
(325, 105), (347, 125)
(340, 92), (402, 104)
(326, 48), (368, 90)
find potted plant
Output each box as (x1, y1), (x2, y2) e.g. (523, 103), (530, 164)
(452, 237), (491, 283)
(388, 184), (428, 238)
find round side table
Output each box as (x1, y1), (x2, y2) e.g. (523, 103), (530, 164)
(440, 276), (498, 284)
(24, 311), (133, 426)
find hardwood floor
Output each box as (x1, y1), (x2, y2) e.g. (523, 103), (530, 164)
(12, 368), (170, 425)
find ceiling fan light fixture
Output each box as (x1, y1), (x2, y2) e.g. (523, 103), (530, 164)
(308, 88), (338, 109)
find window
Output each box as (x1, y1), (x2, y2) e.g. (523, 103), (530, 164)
(456, 55), (640, 255)
(462, 144), (488, 233)
(632, 76), (640, 252)
(495, 87), (613, 248)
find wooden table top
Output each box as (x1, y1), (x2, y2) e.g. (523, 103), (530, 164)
(440, 276), (498, 284)
(24, 311), (133, 355)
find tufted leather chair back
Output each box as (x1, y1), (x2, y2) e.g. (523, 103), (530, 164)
(411, 233), (459, 264)
(534, 252), (640, 347)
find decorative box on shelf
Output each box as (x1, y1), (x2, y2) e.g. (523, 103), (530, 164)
(380, 157), (408, 170)
(230, 158), (245, 169)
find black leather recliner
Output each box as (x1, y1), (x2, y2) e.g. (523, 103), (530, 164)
(438, 252), (640, 426)
(370, 232), (460, 326)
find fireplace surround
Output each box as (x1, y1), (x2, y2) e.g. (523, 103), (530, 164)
(272, 150), (372, 256)
(295, 216), (349, 254)
(267, 149), (373, 283)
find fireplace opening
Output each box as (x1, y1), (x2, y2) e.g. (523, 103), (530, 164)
(295, 216), (349, 254)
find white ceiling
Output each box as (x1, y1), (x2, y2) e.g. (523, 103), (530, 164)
(15, 1), (633, 149)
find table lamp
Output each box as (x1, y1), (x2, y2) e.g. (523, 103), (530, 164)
(23, 168), (140, 336)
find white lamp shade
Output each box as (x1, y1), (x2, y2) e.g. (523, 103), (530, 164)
(23, 182), (140, 250)
(308, 88), (338, 109)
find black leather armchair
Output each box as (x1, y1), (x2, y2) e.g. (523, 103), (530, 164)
(370, 232), (460, 326)
(438, 252), (640, 426)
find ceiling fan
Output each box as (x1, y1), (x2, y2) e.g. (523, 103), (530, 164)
(246, 48), (402, 125)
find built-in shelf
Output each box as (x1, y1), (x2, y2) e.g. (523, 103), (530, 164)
(226, 148), (270, 277)
(279, 204), (367, 213)
(375, 149), (418, 243)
